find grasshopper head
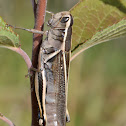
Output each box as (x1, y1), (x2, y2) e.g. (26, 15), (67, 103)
(48, 11), (73, 29)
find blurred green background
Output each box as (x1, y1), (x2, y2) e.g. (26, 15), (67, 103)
(0, 0), (126, 126)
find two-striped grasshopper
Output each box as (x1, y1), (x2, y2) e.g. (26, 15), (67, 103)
(36, 11), (73, 126)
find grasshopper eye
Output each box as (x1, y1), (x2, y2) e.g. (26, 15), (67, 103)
(60, 17), (69, 23)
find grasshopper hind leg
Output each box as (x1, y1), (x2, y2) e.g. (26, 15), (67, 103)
(66, 109), (70, 123)
(38, 116), (47, 126)
(39, 118), (43, 126)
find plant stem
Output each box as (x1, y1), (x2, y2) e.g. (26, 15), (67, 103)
(31, 0), (37, 18)
(30, 0), (47, 126)
(0, 112), (15, 126)
(12, 47), (32, 69)
(1, 46), (32, 69)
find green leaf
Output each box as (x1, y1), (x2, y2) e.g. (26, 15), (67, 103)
(71, 19), (126, 60)
(0, 16), (20, 48)
(0, 17), (31, 69)
(70, 0), (126, 60)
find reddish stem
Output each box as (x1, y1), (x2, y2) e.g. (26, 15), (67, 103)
(31, 0), (37, 18)
(11, 47), (32, 69)
(30, 0), (47, 126)
(1, 46), (32, 69)
(32, 0), (47, 68)
(0, 113), (15, 126)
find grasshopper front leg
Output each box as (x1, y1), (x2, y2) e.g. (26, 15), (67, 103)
(6, 24), (48, 35)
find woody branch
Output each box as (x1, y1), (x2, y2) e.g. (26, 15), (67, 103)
(30, 0), (47, 126)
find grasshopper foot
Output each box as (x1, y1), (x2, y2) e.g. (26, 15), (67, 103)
(66, 109), (70, 123)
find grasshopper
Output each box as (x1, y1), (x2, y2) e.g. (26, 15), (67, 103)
(37, 11), (73, 126)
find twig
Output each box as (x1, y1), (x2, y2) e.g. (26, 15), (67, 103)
(31, 0), (37, 18)
(0, 46), (32, 69)
(0, 112), (15, 126)
(11, 47), (32, 69)
(32, 0), (47, 68)
(30, 0), (47, 126)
